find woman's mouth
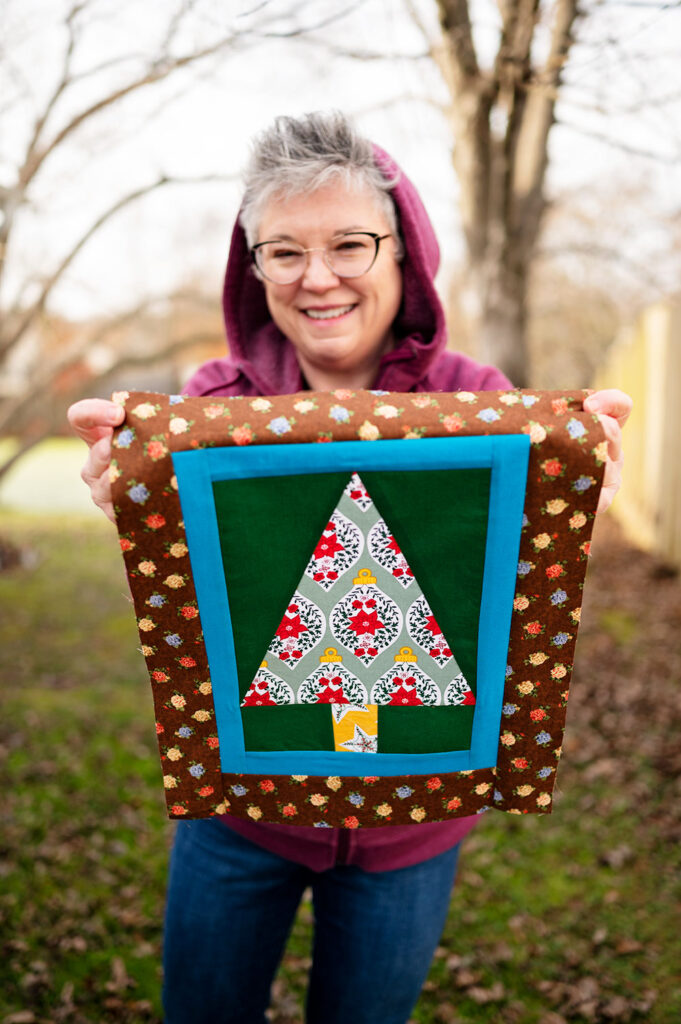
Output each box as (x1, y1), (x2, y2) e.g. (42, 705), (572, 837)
(302, 304), (356, 321)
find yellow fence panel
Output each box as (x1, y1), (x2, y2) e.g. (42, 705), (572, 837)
(595, 299), (681, 569)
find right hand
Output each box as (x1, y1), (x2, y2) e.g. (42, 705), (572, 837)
(67, 398), (125, 523)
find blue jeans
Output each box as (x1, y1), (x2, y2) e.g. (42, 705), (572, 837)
(163, 819), (461, 1024)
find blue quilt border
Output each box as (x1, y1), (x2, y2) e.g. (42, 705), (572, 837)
(172, 435), (530, 776)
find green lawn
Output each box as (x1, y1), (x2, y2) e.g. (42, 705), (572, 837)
(0, 513), (679, 1023)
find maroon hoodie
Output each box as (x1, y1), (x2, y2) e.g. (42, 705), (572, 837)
(183, 146), (511, 872)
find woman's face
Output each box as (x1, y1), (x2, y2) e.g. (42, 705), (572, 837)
(256, 181), (403, 383)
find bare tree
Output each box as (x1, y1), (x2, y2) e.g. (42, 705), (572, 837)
(0, 0), (362, 480)
(417, 0), (580, 385)
(403, 0), (680, 384)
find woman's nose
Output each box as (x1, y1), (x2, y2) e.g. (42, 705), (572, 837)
(300, 251), (341, 291)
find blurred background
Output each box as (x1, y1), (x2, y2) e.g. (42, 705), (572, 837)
(0, 1), (679, 1022)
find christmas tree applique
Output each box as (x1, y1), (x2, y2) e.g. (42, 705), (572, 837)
(240, 472), (475, 750)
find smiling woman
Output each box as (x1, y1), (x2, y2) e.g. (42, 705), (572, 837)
(253, 182), (403, 390)
(66, 110), (631, 1024)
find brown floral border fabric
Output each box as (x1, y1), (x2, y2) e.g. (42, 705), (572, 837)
(110, 388), (606, 827)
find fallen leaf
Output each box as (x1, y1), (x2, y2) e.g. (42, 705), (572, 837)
(602, 995), (634, 1020)
(453, 968), (482, 989)
(614, 938), (643, 955)
(466, 981), (505, 1004)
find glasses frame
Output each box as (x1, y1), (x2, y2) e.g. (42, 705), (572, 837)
(250, 231), (392, 284)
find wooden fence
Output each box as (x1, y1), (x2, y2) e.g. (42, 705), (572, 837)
(595, 298), (681, 570)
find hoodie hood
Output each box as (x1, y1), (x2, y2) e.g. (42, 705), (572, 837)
(220, 144), (448, 395)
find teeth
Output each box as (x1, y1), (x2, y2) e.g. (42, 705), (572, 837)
(304, 305), (354, 320)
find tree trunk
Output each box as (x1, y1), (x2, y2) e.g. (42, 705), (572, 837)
(474, 253), (528, 386)
(433, 0), (580, 383)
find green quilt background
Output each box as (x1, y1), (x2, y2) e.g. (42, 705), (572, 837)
(213, 467), (490, 755)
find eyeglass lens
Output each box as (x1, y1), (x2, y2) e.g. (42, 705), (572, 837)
(255, 233), (378, 284)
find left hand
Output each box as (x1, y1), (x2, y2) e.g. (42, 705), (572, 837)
(583, 389), (633, 514)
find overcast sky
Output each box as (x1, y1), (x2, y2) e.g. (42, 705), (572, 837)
(2, 0), (680, 322)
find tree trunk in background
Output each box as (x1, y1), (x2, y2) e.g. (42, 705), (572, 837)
(432, 0), (580, 385)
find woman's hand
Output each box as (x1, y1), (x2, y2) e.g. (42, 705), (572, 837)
(583, 389), (633, 514)
(67, 398), (125, 523)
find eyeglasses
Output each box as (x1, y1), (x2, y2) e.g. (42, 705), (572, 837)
(250, 231), (392, 285)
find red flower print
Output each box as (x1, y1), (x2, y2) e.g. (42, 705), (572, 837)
(145, 513), (166, 529)
(275, 614), (308, 640)
(231, 426), (253, 446)
(313, 533), (344, 560)
(389, 685), (423, 706)
(259, 779), (276, 793)
(348, 609), (384, 635)
(344, 816), (360, 829)
(442, 414), (463, 433)
(198, 786), (214, 797)
(242, 691), (276, 706)
(147, 440), (167, 460)
(425, 614), (442, 636)
(316, 682), (349, 704)
(180, 605), (199, 619)
(545, 564), (565, 579)
(426, 777), (442, 790)
(542, 459), (564, 477)
(178, 656), (196, 668)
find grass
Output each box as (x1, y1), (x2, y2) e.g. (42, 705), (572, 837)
(0, 513), (680, 1023)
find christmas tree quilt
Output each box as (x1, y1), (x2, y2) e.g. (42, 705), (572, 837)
(110, 388), (606, 826)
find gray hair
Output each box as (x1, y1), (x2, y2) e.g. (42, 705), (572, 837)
(239, 111), (402, 254)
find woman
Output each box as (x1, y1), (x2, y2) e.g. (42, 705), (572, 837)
(69, 112), (631, 1024)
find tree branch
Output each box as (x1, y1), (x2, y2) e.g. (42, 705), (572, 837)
(0, 329), (222, 482)
(434, 0), (493, 261)
(0, 173), (236, 361)
(510, 0), (580, 245)
(556, 116), (679, 162)
(16, 33), (243, 194)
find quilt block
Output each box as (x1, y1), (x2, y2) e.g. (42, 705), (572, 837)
(110, 388), (606, 827)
